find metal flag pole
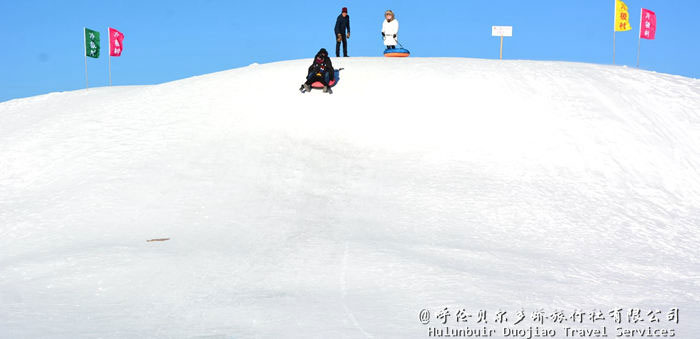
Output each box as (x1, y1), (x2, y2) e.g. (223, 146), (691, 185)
(108, 27), (112, 86)
(612, 0), (616, 64)
(636, 8), (642, 68)
(84, 27), (89, 89)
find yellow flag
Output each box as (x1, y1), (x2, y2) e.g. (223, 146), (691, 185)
(614, 0), (632, 31)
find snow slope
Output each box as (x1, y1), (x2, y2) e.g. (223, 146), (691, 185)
(1, 58), (699, 338)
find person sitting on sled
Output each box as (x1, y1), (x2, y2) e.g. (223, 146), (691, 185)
(382, 10), (399, 49)
(300, 48), (335, 93)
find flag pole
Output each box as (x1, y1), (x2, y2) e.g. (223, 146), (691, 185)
(612, 0), (616, 64)
(636, 8), (642, 68)
(108, 27), (112, 86)
(84, 27), (89, 89)
(613, 32), (616, 64)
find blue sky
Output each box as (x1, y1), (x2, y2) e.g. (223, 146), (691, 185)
(1, 0), (698, 102)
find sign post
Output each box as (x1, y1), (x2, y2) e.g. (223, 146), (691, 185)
(492, 26), (513, 59)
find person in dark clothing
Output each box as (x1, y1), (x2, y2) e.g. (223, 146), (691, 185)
(334, 7), (350, 57)
(300, 48), (335, 93)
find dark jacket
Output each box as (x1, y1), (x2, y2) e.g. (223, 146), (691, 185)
(308, 49), (335, 81)
(334, 14), (350, 35)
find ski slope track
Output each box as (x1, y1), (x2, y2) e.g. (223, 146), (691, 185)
(1, 58), (700, 338)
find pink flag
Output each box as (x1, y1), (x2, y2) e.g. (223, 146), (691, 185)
(109, 28), (125, 56)
(640, 9), (656, 40)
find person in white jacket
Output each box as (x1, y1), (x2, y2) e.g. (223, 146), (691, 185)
(381, 10), (399, 49)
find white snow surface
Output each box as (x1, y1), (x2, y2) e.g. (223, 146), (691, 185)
(1, 58), (700, 338)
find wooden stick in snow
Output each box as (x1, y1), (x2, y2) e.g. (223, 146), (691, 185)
(146, 238), (170, 242)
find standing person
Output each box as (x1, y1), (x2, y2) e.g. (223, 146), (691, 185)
(334, 7), (350, 57)
(382, 10), (399, 49)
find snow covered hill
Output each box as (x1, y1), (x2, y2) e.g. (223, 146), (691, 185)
(1, 58), (699, 338)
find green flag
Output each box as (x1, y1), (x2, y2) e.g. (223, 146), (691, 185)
(84, 28), (100, 58)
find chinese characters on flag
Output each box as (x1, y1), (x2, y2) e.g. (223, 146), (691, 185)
(109, 27), (125, 56)
(84, 28), (100, 58)
(614, 0), (631, 31)
(640, 9), (657, 40)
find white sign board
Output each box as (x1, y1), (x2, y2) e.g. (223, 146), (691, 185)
(492, 26), (513, 37)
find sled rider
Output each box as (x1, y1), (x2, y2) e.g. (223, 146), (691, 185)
(300, 48), (335, 93)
